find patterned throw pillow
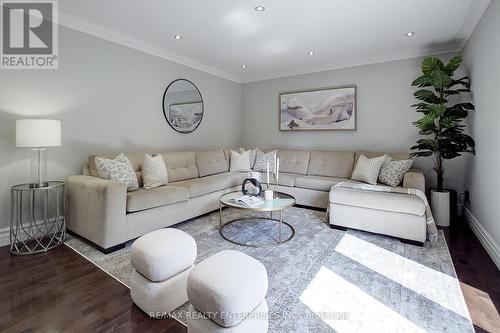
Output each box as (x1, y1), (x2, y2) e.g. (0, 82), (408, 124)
(351, 154), (389, 185)
(95, 153), (139, 191)
(142, 154), (168, 189)
(378, 159), (413, 187)
(253, 149), (277, 172)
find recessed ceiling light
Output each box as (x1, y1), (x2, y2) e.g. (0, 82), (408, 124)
(174, 35), (182, 40)
(254, 6), (265, 12)
(404, 32), (416, 37)
(241, 65), (247, 69)
(308, 51), (315, 56)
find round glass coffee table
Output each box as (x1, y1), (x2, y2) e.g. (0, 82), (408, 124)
(219, 191), (295, 247)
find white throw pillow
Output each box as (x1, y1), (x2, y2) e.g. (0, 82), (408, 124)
(238, 147), (259, 169)
(351, 154), (389, 185)
(230, 149), (251, 172)
(95, 153), (139, 191)
(253, 149), (276, 172)
(142, 154), (168, 189)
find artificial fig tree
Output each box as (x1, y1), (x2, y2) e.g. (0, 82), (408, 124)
(410, 56), (475, 192)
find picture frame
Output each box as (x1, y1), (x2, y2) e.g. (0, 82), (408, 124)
(279, 85), (357, 131)
(168, 102), (203, 133)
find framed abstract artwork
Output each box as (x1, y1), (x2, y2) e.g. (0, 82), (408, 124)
(279, 85), (356, 131)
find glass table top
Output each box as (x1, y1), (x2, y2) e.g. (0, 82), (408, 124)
(220, 191), (295, 211)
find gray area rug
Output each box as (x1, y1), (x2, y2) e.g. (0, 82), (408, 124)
(65, 207), (473, 332)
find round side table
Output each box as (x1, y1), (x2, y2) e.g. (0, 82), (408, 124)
(10, 181), (65, 255)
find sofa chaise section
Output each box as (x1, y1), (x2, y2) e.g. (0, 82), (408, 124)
(329, 187), (427, 245)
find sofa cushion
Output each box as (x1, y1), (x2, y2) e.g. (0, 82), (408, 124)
(307, 151), (355, 178)
(161, 151), (198, 182)
(329, 187), (425, 216)
(295, 175), (346, 192)
(277, 149), (310, 175)
(269, 172), (297, 187)
(171, 172), (245, 198)
(127, 185), (189, 213)
(196, 149), (229, 177)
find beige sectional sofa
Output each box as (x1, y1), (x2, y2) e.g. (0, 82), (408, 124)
(66, 148), (426, 252)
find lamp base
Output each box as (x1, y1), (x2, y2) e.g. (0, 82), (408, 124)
(29, 182), (49, 189)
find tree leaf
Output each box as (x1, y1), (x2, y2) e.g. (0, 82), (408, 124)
(444, 56), (462, 75)
(429, 70), (452, 89)
(422, 57), (444, 75)
(414, 89), (440, 103)
(427, 104), (447, 117)
(448, 76), (471, 89)
(412, 75), (431, 87)
(410, 150), (434, 157)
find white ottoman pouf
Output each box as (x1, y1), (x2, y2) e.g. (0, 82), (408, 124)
(130, 228), (197, 317)
(187, 250), (268, 332)
(187, 301), (268, 333)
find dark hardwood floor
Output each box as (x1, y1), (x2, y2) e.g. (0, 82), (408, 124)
(0, 244), (186, 333)
(443, 218), (500, 332)
(0, 217), (498, 332)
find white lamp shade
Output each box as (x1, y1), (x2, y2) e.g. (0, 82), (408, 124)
(16, 119), (61, 147)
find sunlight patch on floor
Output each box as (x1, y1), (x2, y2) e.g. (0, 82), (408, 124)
(300, 266), (427, 332)
(335, 234), (470, 319)
(460, 282), (500, 332)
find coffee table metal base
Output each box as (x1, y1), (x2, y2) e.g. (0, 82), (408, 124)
(219, 217), (295, 247)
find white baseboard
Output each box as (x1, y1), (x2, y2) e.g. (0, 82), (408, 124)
(0, 226), (10, 247)
(464, 207), (500, 270)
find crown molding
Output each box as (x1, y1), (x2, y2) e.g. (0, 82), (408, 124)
(458, 0), (491, 49)
(241, 46), (461, 84)
(58, 11), (242, 83)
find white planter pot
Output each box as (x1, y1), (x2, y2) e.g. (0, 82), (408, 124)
(431, 190), (450, 227)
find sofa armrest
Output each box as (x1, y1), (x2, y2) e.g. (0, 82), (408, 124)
(403, 168), (425, 193)
(65, 175), (127, 250)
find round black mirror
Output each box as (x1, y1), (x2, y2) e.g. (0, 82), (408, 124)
(162, 79), (203, 133)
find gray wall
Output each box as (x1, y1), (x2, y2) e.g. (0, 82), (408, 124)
(462, 1), (500, 244)
(0, 26), (242, 230)
(241, 55), (465, 194)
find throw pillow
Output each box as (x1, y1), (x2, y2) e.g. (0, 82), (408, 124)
(95, 153), (139, 191)
(351, 154), (389, 185)
(238, 147), (259, 169)
(230, 149), (251, 172)
(378, 159), (413, 187)
(142, 154), (168, 189)
(253, 149), (276, 172)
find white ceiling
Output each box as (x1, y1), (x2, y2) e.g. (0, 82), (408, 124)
(58, 0), (491, 83)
